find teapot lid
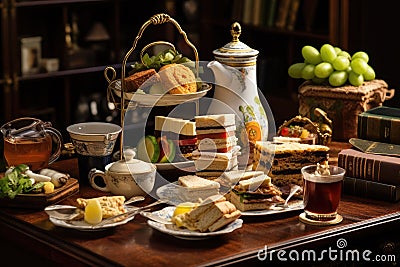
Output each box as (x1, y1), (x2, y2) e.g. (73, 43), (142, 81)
(212, 22), (259, 66)
(108, 149), (154, 174)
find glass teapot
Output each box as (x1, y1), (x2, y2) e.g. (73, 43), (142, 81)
(1, 117), (63, 171)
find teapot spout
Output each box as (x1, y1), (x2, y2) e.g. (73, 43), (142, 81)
(207, 61), (233, 87)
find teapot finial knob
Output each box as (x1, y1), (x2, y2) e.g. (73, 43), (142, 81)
(230, 22), (241, 43)
(123, 148), (136, 162)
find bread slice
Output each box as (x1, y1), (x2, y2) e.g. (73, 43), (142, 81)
(173, 195), (241, 232)
(208, 210), (241, 232)
(191, 145), (241, 160)
(228, 191), (283, 211)
(178, 175), (220, 202)
(222, 170), (265, 185)
(194, 200), (238, 232)
(235, 174), (272, 191)
(195, 114), (236, 128)
(194, 155), (238, 171)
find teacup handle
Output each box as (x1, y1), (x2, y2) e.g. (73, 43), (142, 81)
(88, 168), (111, 192)
(44, 127), (63, 165)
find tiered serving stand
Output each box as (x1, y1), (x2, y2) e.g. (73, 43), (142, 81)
(103, 13), (211, 161)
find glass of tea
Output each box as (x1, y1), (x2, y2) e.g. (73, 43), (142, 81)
(301, 164), (346, 222)
(1, 117), (63, 171)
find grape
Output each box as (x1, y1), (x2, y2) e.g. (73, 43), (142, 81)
(351, 58), (368, 74)
(352, 51), (369, 63)
(288, 63), (306, 78)
(302, 46), (322, 65)
(334, 47), (342, 55)
(363, 65), (376, 80)
(332, 56), (350, 71)
(338, 51), (351, 60)
(312, 77), (326, 84)
(320, 44), (337, 63)
(329, 71), (348, 86)
(301, 64), (315, 80)
(314, 62), (334, 78)
(288, 44), (375, 87)
(349, 71), (364, 86)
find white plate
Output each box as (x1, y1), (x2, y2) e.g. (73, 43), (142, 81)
(147, 206), (243, 240)
(155, 160), (194, 171)
(156, 183), (304, 215)
(111, 80), (212, 106)
(240, 199), (304, 216)
(47, 205), (136, 231)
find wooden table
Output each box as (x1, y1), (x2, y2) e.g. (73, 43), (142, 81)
(1, 142), (400, 266)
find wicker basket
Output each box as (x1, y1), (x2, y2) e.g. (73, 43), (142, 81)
(298, 79), (395, 141)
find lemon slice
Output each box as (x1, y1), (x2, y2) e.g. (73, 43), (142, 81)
(173, 202), (196, 217)
(84, 199), (103, 225)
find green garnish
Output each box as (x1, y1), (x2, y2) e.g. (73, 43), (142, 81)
(130, 48), (192, 73)
(0, 164), (42, 199)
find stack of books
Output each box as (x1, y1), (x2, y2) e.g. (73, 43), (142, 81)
(338, 106), (400, 202)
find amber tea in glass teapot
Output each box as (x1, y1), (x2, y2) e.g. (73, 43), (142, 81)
(1, 117), (63, 171)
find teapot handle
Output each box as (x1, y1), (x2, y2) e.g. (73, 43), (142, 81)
(44, 127), (63, 165)
(88, 169), (110, 192)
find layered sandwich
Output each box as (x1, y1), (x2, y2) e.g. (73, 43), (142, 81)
(178, 175), (220, 202)
(228, 174), (284, 211)
(171, 195), (241, 232)
(192, 145), (240, 179)
(194, 114), (237, 153)
(155, 116), (197, 160)
(253, 141), (329, 186)
(193, 114), (240, 179)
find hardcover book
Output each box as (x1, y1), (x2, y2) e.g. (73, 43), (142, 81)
(357, 106), (400, 145)
(338, 148), (400, 186)
(343, 176), (400, 202)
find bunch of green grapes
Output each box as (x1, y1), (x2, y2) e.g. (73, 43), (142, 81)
(288, 44), (375, 87)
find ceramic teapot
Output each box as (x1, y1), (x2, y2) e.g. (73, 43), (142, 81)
(207, 22), (268, 144)
(88, 149), (156, 198)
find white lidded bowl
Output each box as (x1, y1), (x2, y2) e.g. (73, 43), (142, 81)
(67, 122), (122, 156)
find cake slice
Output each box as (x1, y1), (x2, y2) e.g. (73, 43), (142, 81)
(253, 141), (329, 186)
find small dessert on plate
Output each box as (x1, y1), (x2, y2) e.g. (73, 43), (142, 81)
(227, 174), (284, 211)
(171, 195), (241, 232)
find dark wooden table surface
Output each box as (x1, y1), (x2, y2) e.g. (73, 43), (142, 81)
(1, 142), (400, 266)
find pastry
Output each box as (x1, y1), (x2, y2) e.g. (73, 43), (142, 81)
(159, 63), (197, 94)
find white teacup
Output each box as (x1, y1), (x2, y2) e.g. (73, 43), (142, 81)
(88, 149), (156, 198)
(67, 122), (122, 156)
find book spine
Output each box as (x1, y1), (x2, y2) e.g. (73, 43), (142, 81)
(358, 113), (400, 145)
(286, 0), (300, 31)
(275, 0), (292, 29)
(338, 151), (400, 186)
(266, 0), (278, 28)
(343, 176), (400, 202)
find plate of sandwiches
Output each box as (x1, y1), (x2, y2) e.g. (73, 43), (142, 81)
(222, 170), (304, 216)
(156, 174), (229, 206)
(147, 196), (243, 240)
(111, 79), (212, 107)
(46, 196), (135, 231)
